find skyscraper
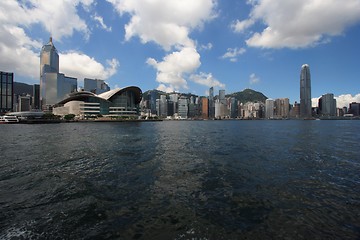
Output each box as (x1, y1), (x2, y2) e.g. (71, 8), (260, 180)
(300, 64), (312, 118)
(209, 87), (214, 118)
(0, 71), (14, 114)
(40, 37), (59, 108)
(40, 37), (77, 110)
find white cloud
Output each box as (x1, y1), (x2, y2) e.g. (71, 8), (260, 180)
(335, 94), (360, 108)
(0, 24), (42, 79)
(0, 0), (98, 81)
(107, 0), (216, 50)
(221, 47), (246, 62)
(234, 0), (360, 48)
(147, 47), (201, 92)
(249, 73), (260, 85)
(92, 13), (112, 32)
(190, 72), (225, 88)
(60, 51), (119, 81)
(199, 42), (213, 51)
(107, 0), (217, 92)
(312, 94), (360, 108)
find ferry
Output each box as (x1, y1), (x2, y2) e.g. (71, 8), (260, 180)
(0, 115), (19, 124)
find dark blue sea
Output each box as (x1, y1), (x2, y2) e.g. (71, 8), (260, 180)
(0, 120), (359, 239)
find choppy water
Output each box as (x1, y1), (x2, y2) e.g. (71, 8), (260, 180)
(0, 120), (359, 239)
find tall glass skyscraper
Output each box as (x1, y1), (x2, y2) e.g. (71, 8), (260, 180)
(300, 64), (312, 118)
(40, 37), (59, 108)
(40, 37), (77, 110)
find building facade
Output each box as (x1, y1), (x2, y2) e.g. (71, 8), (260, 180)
(265, 99), (274, 119)
(319, 93), (336, 116)
(40, 37), (77, 110)
(0, 71), (14, 114)
(300, 64), (312, 118)
(53, 86), (142, 118)
(84, 78), (110, 94)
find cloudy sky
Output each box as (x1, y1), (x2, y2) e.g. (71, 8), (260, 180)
(1, 0), (360, 107)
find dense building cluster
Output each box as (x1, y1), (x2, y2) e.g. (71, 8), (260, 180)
(1, 38), (359, 119)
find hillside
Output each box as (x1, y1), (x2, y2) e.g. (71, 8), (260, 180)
(14, 82), (33, 96)
(226, 88), (267, 104)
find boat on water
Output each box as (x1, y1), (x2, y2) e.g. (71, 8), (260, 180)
(0, 115), (19, 124)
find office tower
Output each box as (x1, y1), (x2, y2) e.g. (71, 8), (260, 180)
(159, 95), (167, 117)
(209, 87), (214, 118)
(274, 98), (290, 118)
(349, 102), (360, 116)
(265, 99), (274, 119)
(201, 97), (209, 119)
(32, 84), (40, 110)
(178, 96), (188, 119)
(40, 37), (59, 108)
(319, 93), (336, 116)
(300, 64), (312, 118)
(40, 37), (77, 110)
(230, 97), (237, 118)
(19, 95), (31, 112)
(219, 90), (225, 103)
(84, 78), (110, 94)
(0, 71), (14, 113)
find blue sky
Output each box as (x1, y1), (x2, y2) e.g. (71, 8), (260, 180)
(1, 0), (360, 107)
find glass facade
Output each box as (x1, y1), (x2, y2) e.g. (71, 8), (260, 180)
(300, 64), (312, 118)
(0, 71), (14, 113)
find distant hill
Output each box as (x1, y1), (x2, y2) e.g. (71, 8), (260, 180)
(226, 89), (267, 104)
(14, 82), (33, 96)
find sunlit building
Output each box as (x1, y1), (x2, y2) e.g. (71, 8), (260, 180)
(40, 37), (77, 110)
(53, 86), (142, 118)
(265, 99), (274, 119)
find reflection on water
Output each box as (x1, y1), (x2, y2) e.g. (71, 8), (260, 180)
(0, 120), (360, 239)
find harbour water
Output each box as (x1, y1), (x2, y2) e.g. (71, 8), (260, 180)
(0, 120), (359, 239)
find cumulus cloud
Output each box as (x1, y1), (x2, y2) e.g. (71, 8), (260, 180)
(0, 24), (41, 79)
(249, 73), (260, 85)
(92, 13), (112, 32)
(108, 0), (217, 92)
(233, 0), (360, 48)
(199, 42), (213, 51)
(107, 0), (216, 50)
(0, 0), (101, 81)
(60, 51), (119, 81)
(221, 47), (246, 62)
(190, 72), (225, 88)
(147, 47), (200, 92)
(312, 94), (360, 108)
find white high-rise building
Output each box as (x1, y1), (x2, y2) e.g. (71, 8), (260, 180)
(265, 99), (274, 119)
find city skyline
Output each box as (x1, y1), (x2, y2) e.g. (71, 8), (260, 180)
(1, 1), (360, 108)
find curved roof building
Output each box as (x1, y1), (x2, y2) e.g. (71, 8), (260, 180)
(53, 86), (142, 117)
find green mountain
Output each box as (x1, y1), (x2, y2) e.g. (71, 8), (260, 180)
(14, 82), (33, 96)
(226, 88), (267, 104)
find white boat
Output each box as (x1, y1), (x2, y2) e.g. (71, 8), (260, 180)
(0, 115), (19, 124)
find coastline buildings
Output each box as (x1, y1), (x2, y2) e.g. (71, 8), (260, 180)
(53, 87), (142, 118)
(300, 64), (312, 118)
(0, 71), (14, 114)
(40, 37), (77, 111)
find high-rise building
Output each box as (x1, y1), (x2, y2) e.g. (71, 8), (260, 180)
(0, 71), (14, 114)
(274, 98), (290, 118)
(201, 97), (209, 119)
(32, 84), (40, 110)
(265, 99), (274, 119)
(319, 93), (336, 116)
(178, 96), (188, 119)
(349, 102), (360, 116)
(18, 95), (31, 112)
(209, 87), (214, 118)
(40, 37), (77, 110)
(84, 78), (110, 94)
(300, 64), (312, 118)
